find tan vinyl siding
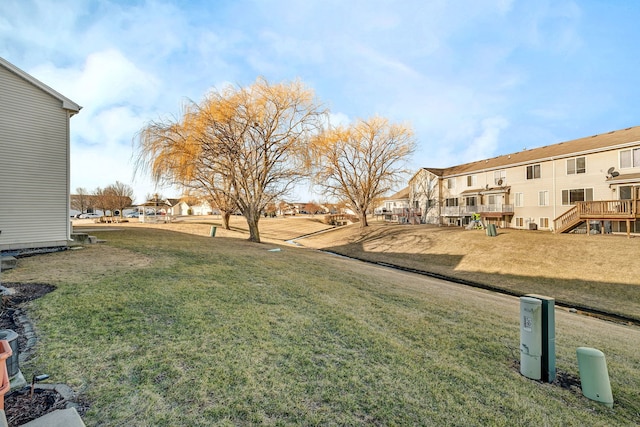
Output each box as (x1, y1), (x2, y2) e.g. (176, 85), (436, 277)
(0, 64), (70, 250)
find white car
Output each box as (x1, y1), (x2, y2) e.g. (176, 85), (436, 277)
(78, 213), (101, 219)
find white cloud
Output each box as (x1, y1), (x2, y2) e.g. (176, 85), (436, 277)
(464, 116), (510, 161)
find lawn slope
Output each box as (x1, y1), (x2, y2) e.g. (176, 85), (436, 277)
(4, 227), (639, 426)
(300, 222), (640, 322)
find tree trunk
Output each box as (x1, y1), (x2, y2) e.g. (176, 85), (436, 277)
(221, 211), (232, 230)
(359, 212), (369, 227)
(244, 210), (261, 243)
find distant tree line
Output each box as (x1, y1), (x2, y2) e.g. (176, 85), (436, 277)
(71, 181), (134, 216)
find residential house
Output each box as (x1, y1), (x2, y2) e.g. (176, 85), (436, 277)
(375, 187), (413, 223)
(409, 126), (640, 236)
(0, 57), (81, 251)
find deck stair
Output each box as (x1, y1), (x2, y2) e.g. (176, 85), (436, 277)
(554, 200), (639, 235)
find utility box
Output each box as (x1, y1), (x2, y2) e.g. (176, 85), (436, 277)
(520, 297), (542, 380)
(525, 294), (556, 383)
(576, 347), (613, 408)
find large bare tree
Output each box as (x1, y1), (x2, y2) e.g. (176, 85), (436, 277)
(136, 78), (326, 242)
(313, 116), (415, 227)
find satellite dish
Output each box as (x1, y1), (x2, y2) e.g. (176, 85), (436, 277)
(607, 166), (616, 175)
(611, 171), (620, 177)
(497, 179), (504, 186)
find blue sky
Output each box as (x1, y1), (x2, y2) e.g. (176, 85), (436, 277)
(2, 0), (640, 203)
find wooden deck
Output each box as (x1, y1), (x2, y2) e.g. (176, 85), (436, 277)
(554, 200), (640, 236)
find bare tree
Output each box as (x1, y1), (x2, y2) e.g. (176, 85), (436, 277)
(92, 187), (108, 216)
(410, 170), (440, 224)
(313, 116), (415, 227)
(136, 77), (326, 242)
(105, 181), (134, 216)
(71, 187), (89, 214)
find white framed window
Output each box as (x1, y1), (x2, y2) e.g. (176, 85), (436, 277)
(526, 164), (541, 180)
(540, 218), (549, 228)
(515, 192), (524, 207)
(447, 178), (456, 189)
(515, 217), (524, 227)
(467, 175), (477, 187)
(445, 198), (459, 207)
(620, 147), (640, 168)
(562, 188), (594, 205)
(538, 190), (549, 206)
(567, 157), (586, 174)
(494, 170), (506, 185)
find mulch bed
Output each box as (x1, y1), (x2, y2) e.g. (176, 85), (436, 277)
(0, 282), (90, 424)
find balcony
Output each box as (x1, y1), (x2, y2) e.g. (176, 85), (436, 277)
(442, 204), (514, 217)
(479, 204), (514, 217)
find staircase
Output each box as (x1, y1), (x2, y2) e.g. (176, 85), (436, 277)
(554, 206), (583, 233)
(554, 200), (639, 234)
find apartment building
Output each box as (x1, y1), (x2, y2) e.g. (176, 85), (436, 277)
(409, 126), (640, 236)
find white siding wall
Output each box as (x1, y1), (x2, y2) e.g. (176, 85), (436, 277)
(0, 66), (70, 250)
(415, 142), (640, 231)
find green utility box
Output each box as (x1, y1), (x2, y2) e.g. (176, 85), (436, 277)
(523, 294), (556, 383)
(576, 347), (613, 408)
(210, 226), (217, 237)
(486, 224), (497, 237)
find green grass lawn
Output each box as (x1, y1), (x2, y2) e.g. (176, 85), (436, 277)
(7, 227), (640, 426)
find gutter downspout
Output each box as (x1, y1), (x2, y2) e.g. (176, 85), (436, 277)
(552, 157), (557, 226)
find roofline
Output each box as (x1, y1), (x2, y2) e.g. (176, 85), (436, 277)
(443, 140), (640, 178)
(421, 127), (640, 179)
(0, 56), (82, 115)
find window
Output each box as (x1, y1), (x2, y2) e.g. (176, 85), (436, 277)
(620, 148), (640, 168)
(487, 195), (497, 205)
(515, 217), (524, 227)
(562, 188), (594, 205)
(427, 199), (436, 208)
(465, 196), (477, 206)
(413, 201), (419, 209)
(540, 218), (549, 228)
(567, 157), (586, 174)
(526, 164), (541, 180)
(445, 198), (459, 207)
(494, 170), (506, 185)
(618, 186), (639, 200)
(467, 175), (476, 187)
(538, 190), (549, 206)
(447, 178), (456, 189)
(515, 193), (524, 207)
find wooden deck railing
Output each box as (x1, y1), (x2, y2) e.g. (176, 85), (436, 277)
(554, 200), (639, 233)
(576, 200), (637, 217)
(554, 206), (580, 232)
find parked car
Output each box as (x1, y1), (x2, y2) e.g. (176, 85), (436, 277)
(78, 213), (101, 219)
(125, 212), (140, 218)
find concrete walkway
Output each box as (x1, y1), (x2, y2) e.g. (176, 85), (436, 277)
(20, 407), (85, 426)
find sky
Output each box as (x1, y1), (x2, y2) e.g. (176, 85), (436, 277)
(2, 0), (640, 204)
